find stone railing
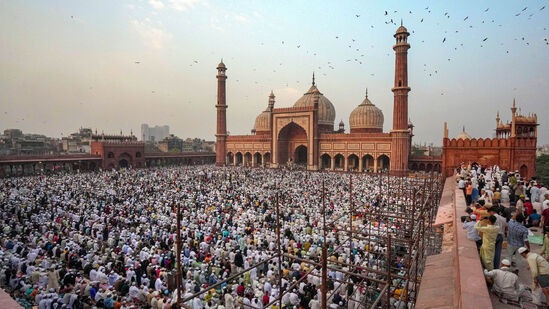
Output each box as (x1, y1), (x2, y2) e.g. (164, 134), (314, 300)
(415, 177), (492, 308)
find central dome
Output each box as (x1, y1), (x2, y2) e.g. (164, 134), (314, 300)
(349, 93), (384, 133)
(293, 84), (336, 129)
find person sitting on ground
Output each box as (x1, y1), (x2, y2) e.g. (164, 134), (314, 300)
(484, 259), (523, 300)
(518, 247), (549, 303)
(527, 209), (541, 228)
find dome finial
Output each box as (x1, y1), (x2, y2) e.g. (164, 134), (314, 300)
(401, 18), (403, 26)
(312, 72), (316, 86)
(365, 88), (368, 98)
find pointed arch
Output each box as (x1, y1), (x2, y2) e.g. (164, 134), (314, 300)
(334, 154), (345, 170)
(235, 152), (243, 166)
(320, 153), (331, 170)
(347, 154), (359, 171)
(377, 154), (390, 172)
(254, 152), (262, 166)
(244, 152), (252, 167)
(362, 154), (375, 172)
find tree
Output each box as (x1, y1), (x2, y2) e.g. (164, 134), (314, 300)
(536, 154), (549, 185)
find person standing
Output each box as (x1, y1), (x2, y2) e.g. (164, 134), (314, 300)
(540, 231), (549, 260)
(543, 193), (549, 211)
(516, 194), (526, 217)
(493, 188), (502, 204)
(475, 215), (500, 271)
(488, 207), (507, 269)
(506, 214), (530, 265)
(463, 214), (482, 250)
(466, 181), (473, 206)
(47, 266), (60, 291)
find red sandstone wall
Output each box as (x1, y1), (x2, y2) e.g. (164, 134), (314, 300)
(91, 141), (145, 169)
(442, 137), (536, 179)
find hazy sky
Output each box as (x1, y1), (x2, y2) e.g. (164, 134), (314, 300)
(1, 1), (548, 145)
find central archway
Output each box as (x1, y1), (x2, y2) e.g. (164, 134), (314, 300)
(118, 152), (132, 169)
(119, 159), (129, 168)
(277, 122), (307, 165)
(294, 145), (308, 165)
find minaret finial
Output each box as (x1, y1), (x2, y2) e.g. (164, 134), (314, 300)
(462, 126), (465, 133)
(312, 72), (315, 86)
(365, 88), (368, 97)
(401, 19), (403, 26)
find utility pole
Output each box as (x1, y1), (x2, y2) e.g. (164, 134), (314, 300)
(321, 178), (327, 309)
(349, 174), (353, 263)
(176, 200), (182, 308)
(275, 190), (283, 308)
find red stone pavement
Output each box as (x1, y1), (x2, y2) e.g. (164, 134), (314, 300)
(0, 289), (23, 308)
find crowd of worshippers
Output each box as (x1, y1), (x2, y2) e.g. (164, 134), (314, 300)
(0, 166), (423, 309)
(458, 163), (549, 304)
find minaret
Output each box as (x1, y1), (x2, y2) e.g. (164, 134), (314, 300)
(268, 90), (275, 111)
(391, 24), (411, 175)
(510, 98), (517, 138)
(215, 60), (228, 166)
(311, 86), (320, 170)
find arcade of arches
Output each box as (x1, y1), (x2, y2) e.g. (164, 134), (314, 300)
(226, 150), (391, 172)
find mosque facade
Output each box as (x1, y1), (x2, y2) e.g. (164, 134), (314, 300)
(442, 100), (538, 179)
(215, 25), (414, 175)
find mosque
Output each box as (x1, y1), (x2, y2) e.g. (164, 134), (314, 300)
(214, 24), (538, 177)
(215, 25), (415, 175)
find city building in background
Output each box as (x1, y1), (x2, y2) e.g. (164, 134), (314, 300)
(158, 134), (184, 153)
(0, 128), (60, 156)
(0, 127), (216, 176)
(158, 135), (214, 153)
(141, 124), (169, 142)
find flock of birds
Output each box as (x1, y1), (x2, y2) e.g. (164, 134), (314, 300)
(184, 5), (545, 92)
(129, 5), (548, 97)
(6, 4), (548, 140)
